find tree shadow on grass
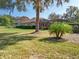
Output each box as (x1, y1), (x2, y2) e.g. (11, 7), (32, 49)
(0, 33), (17, 38)
(39, 37), (67, 43)
(0, 33), (36, 49)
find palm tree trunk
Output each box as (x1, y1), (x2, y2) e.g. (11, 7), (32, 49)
(35, 0), (40, 32)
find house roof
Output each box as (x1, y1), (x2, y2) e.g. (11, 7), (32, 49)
(15, 16), (51, 24)
(15, 16), (31, 24)
(31, 18), (49, 23)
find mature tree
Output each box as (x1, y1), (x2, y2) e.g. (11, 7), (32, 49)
(15, 0), (69, 32)
(65, 6), (79, 22)
(62, 6), (79, 23)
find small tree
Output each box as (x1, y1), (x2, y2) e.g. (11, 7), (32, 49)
(49, 22), (72, 39)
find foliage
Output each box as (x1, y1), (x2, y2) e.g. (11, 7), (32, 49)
(49, 22), (72, 39)
(0, 15), (15, 27)
(76, 19), (79, 23)
(63, 6), (79, 23)
(48, 12), (60, 21)
(16, 25), (35, 29)
(0, 0), (15, 14)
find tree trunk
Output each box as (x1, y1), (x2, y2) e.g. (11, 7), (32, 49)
(59, 32), (63, 39)
(56, 32), (60, 39)
(35, 0), (40, 32)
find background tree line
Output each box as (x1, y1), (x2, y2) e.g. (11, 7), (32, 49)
(49, 6), (79, 23)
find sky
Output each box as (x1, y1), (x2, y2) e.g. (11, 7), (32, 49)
(0, 0), (79, 19)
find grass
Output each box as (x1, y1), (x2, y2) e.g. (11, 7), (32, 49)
(0, 26), (79, 59)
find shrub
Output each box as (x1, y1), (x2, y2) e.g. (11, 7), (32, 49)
(16, 25), (35, 29)
(0, 15), (15, 27)
(49, 22), (72, 39)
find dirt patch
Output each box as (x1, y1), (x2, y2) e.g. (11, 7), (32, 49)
(63, 34), (79, 44)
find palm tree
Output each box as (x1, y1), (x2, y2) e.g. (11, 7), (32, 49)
(0, 0), (69, 32)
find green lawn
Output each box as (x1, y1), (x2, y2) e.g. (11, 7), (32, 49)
(0, 26), (79, 59)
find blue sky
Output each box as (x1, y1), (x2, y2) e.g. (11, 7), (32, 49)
(0, 0), (79, 19)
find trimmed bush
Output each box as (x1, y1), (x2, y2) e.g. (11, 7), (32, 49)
(49, 22), (72, 39)
(16, 26), (35, 29)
